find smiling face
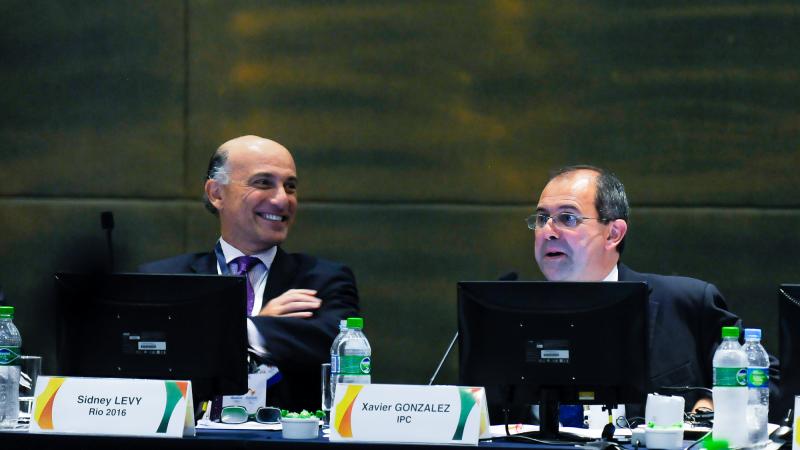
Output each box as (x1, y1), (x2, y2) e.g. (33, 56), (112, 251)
(205, 136), (298, 254)
(533, 169), (624, 281)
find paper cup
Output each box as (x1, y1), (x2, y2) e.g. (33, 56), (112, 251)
(281, 418), (320, 439)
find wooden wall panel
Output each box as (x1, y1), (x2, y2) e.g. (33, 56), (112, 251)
(1, 197), (796, 380)
(0, 1), (185, 197)
(186, 1), (800, 205)
(0, 1), (797, 385)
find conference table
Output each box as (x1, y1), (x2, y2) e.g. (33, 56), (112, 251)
(0, 427), (619, 450)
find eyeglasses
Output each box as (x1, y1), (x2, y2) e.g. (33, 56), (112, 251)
(220, 405), (282, 424)
(525, 212), (601, 230)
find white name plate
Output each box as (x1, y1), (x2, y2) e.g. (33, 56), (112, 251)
(330, 384), (490, 445)
(794, 395), (800, 450)
(30, 376), (195, 438)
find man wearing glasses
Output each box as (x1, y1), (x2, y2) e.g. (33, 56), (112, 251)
(141, 135), (359, 413)
(528, 165), (773, 412)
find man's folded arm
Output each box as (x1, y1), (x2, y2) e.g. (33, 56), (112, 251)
(249, 265), (359, 368)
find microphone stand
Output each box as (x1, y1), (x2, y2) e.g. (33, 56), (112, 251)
(428, 332), (458, 385)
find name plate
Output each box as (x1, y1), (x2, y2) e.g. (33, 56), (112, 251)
(30, 376), (195, 438)
(330, 384), (490, 445)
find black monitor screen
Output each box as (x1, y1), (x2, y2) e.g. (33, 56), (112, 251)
(778, 284), (800, 420)
(458, 281), (648, 437)
(55, 272), (249, 405)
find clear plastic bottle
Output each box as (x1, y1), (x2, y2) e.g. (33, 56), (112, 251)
(334, 317), (371, 386)
(742, 328), (769, 447)
(0, 306), (22, 429)
(712, 326), (748, 448)
(329, 319), (347, 399)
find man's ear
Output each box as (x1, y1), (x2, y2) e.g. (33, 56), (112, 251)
(606, 219), (628, 251)
(205, 179), (224, 211)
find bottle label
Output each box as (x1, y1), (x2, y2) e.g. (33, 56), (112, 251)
(0, 345), (20, 366)
(714, 367), (747, 387)
(340, 355), (371, 375)
(331, 355), (339, 373)
(747, 367), (769, 388)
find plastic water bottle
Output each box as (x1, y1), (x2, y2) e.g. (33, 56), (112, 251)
(329, 319), (347, 398)
(0, 306), (22, 429)
(712, 326), (748, 448)
(334, 317), (371, 386)
(743, 328), (769, 447)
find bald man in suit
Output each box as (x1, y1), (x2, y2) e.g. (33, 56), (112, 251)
(141, 136), (358, 412)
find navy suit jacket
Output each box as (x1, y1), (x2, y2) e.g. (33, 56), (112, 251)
(618, 263), (737, 407)
(619, 263), (780, 412)
(139, 247), (359, 412)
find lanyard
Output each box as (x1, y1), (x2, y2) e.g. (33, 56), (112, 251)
(213, 241), (232, 275)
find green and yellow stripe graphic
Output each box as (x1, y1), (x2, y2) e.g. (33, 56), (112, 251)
(451, 387), (481, 440)
(156, 381), (188, 433)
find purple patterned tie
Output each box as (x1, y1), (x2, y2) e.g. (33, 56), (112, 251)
(210, 255), (261, 422)
(232, 256), (261, 316)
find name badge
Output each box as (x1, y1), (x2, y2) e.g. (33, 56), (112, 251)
(330, 384), (490, 445)
(30, 376), (195, 438)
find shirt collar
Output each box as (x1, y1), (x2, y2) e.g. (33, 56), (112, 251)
(218, 237), (277, 270)
(602, 265), (619, 282)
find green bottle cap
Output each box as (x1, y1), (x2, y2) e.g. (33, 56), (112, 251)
(0, 306), (14, 318)
(721, 326), (739, 339)
(704, 438), (729, 450)
(346, 317), (363, 330)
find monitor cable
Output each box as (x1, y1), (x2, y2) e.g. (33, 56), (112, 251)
(427, 271), (518, 385)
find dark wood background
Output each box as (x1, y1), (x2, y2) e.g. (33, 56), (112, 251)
(1, 1), (798, 384)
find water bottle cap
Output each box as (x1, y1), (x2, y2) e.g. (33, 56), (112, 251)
(744, 328), (761, 340)
(0, 306), (14, 318)
(703, 439), (730, 450)
(346, 317), (363, 330)
(721, 326), (739, 338)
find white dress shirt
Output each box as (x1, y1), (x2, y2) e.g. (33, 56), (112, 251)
(602, 265), (619, 282)
(216, 238), (277, 358)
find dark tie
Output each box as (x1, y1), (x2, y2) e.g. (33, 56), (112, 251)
(232, 256), (261, 316)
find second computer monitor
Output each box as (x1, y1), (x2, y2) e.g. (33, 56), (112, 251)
(458, 281), (649, 437)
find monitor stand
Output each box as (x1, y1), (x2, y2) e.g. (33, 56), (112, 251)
(502, 389), (606, 444)
(538, 388), (562, 439)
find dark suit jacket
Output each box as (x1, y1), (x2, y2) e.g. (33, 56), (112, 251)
(139, 247), (359, 412)
(619, 263), (780, 414)
(618, 263), (737, 409)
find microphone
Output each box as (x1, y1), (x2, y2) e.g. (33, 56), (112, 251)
(497, 271), (519, 282)
(427, 271), (519, 385)
(100, 211), (115, 272)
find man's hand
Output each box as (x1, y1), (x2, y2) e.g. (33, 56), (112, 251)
(258, 289), (321, 318)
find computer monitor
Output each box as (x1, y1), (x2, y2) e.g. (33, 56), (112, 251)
(777, 284), (800, 421)
(457, 281), (649, 439)
(55, 272), (249, 407)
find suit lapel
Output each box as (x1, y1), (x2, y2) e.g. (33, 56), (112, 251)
(263, 247), (296, 302)
(190, 252), (218, 274)
(618, 263), (658, 354)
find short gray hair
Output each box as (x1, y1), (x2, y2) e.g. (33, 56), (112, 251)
(203, 147), (230, 215)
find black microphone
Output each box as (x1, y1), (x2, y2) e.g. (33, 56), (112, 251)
(497, 271), (519, 282)
(427, 271), (519, 385)
(100, 211), (115, 272)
